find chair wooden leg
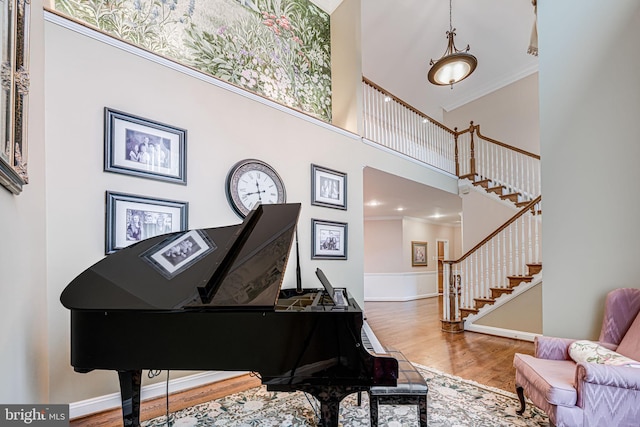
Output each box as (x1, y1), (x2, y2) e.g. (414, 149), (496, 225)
(357, 391), (362, 406)
(516, 385), (526, 415)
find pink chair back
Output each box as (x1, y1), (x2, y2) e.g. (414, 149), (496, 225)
(598, 288), (640, 345)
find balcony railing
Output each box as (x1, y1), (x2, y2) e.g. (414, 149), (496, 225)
(362, 77), (457, 175)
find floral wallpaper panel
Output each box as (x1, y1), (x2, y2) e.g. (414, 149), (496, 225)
(54, 0), (332, 121)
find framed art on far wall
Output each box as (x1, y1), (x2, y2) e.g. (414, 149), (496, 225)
(411, 241), (428, 266)
(311, 164), (347, 210)
(104, 108), (187, 184)
(312, 219), (347, 260)
(105, 191), (188, 254)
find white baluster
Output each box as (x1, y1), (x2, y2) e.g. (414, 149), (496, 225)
(519, 215), (527, 275)
(491, 236), (498, 294)
(514, 219), (520, 276)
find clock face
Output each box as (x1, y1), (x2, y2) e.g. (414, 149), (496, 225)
(226, 159), (286, 217)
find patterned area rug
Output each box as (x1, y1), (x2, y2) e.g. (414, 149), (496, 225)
(142, 364), (550, 426)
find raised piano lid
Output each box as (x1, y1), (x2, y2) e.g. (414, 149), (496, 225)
(60, 203), (301, 311)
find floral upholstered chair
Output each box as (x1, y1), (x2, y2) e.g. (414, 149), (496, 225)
(513, 288), (640, 427)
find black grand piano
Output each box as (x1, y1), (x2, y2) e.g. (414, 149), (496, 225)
(61, 203), (398, 427)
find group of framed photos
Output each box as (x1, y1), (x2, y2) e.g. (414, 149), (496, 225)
(103, 107), (188, 255)
(310, 164), (348, 260)
(101, 106), (351, 265)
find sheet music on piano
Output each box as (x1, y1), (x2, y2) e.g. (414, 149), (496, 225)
(315, 268), (348, 309)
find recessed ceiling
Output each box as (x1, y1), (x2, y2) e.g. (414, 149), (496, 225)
(364, 168), (462, 225)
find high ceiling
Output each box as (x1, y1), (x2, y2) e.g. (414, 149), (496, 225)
(312, 0), (539, 224)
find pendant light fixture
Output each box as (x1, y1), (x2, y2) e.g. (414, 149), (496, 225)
(428, 0), (477, 88)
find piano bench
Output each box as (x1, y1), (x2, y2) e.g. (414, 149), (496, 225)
(368, 347), (428, 427)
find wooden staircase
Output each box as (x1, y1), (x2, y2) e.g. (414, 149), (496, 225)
(460, 173), (536, 210)
(458, 262), (542, 320)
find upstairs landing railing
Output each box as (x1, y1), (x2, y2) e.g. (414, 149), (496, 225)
(362, 78), (457, 175)
(362, 78), (540, 203)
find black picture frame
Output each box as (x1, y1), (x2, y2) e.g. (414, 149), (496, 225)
(140, 229), (217, 279)
(311, 164), (347, 210)
(105, 191), (188, 254)
(104, 108), (187, 184)
(311, 218), (348, 260)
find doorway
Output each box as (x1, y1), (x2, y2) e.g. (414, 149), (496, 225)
(436, 240), (449, 294)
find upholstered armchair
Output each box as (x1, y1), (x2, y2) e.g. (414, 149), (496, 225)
(513, 288), (640, 427)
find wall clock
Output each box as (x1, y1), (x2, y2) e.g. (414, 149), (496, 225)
(226, 159), (287, 217)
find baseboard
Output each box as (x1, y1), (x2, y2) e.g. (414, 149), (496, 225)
(364, 292), (439, 302)
(464, 324), (540, 342)
(69, 371), (247, 419)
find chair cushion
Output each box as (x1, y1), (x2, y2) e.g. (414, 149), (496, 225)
(513, 353), (577, 407)
(617, 313), (640, 361)
(370, 348), (428, 396)
(569, 340), (640, 367)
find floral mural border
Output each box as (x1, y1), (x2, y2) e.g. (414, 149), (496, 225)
(53, 0), (332, 121)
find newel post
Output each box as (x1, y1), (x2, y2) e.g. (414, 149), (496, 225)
(469, 121), (476, 176)
(440, 261), (464, 333)
(454, 127), (460, 177)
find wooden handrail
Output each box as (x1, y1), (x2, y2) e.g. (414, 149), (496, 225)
(445, 195), (542, 264)
(362, 76), (456, 134)
(474, 125), (540, 160)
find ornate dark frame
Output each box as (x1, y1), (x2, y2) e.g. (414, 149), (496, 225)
(0, 0), (30, 194)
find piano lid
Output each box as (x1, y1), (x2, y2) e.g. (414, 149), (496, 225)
(60, 203), (301, 311)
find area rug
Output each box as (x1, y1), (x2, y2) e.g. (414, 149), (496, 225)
(142, 364), (550, 426)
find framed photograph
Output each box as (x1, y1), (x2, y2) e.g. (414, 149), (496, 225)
(141, 230), (217, 279)
(311, 164), (347, 210)
(0, 0), (31, 194)
(104, 108), (187, 184)
(105, 191), (188, 254)
(312, 219), (347, 260)
(411, 241), (428, 267)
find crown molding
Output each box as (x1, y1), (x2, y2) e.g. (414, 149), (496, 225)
(442, 63), (539, 112)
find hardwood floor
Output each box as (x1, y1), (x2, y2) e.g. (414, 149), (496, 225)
(364, 296), (534, 393)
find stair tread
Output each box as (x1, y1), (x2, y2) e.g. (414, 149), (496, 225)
(473, 179), (491, 187)
(474, 297), (495, 302)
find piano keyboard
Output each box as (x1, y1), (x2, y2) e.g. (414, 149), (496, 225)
(361, 321), (386, 354)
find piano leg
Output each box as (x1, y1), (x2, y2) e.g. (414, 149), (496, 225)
(302, 386), (367, 427)
(118, 370), (142, 427)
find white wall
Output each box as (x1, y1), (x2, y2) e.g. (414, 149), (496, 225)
(0, 0), (48, 404)
(43, 18), (459, 405)
(539, 1), (640, 339)
(363, 217), (459, 300)
(459, 186), (518, 253)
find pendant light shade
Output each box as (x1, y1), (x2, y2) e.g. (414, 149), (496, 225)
(428, 0), (477, 87)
